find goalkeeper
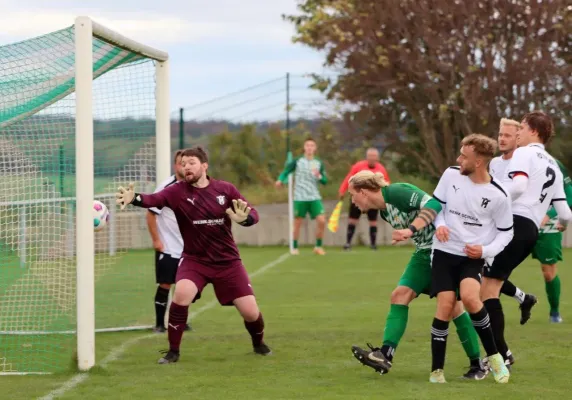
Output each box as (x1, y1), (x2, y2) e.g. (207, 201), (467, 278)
(349, 171), (487, 380)
(275, 137), (327, 255)
(338, 148), (390, 250)
(116, 146), (271, 364)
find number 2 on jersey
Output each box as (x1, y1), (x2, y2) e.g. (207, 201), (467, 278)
(539, 166), (556, 203)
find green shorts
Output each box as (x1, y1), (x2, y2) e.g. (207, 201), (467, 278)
(294, 200), (325, 219)
(397, 249), (432, 296)
(531, 232), (563, 265)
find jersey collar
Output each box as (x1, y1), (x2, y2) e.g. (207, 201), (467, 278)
(528, 143), (545, 149)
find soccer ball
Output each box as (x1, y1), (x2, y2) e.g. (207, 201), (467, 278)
(93, 200), (109, 232)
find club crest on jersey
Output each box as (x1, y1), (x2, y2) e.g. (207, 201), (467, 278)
(216, 195), (226, 205)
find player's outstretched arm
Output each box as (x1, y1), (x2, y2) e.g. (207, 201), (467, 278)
(389, 183), (442, 243)
(275, 158), (297, 187)
(115, 183), (177, 211)
(410, 198), (441, 231)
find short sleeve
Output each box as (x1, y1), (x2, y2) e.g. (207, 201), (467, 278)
(386, 183), (431, 212)
(493, 195), (514, 231)
(433, 167), (457, 205)
(507, 147), (531, 178)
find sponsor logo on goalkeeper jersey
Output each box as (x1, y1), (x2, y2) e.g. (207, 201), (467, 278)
(193, 218), (225, 226)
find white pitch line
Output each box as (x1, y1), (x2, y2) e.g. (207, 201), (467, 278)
(38, 252), (290, 400)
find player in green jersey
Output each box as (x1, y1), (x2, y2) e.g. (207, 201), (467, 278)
(276, 138), (328, 255)
(504, 158), (572, 323)
(349, 170), (487, 380)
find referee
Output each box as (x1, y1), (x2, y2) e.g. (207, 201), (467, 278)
(146, 149), (190, 333)
(338, 148), (390, 250)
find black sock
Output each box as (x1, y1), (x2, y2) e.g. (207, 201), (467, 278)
(431, 318), (449, 371)
(380, 344), (395, 362)
(500, 280), (517, 297)
(154, 286), (170, 328)
(470, 358), (481, 368)
(369, 226), (377, 245)
(483, 298), (509, 360)
(346, 224), (356, 245)
(469, 306), (498, 357)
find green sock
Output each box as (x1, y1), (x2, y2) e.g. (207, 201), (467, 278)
(316, 238), (323, 247)
(546, 275), (561, 314)
(293, 240), (298, 249)
(382, 304), (409, 348)
(453, 311), (480, 361)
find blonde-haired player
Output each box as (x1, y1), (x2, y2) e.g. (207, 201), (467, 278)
(490, 119), (538, 332)
(349, 170), (487, 380)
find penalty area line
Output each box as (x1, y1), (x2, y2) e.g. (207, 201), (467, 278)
(38, 252), (290, 400)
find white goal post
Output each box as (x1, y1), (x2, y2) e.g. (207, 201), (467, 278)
(74, 16), (170, 371)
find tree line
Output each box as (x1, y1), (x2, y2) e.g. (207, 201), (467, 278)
(283, 0), (572, 181)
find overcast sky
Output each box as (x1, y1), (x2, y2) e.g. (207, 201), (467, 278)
(0, 0), (331, 120)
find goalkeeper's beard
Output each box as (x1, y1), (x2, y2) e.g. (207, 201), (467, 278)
(185, 173), (201, 185)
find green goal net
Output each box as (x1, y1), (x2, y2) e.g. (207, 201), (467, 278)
(0, 18), (169, 374)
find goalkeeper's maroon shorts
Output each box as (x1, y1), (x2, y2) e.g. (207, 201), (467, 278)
(175, 258), (254, 306)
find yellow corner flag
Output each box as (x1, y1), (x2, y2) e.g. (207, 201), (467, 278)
(327, 201), (343, 233)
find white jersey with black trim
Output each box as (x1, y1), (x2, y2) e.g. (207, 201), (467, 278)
(432, 167), (514, 258)
(149, 175), (183, 258)
(489, 156), (511, 183)
(506, 143), (567, 228)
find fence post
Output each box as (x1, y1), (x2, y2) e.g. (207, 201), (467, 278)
(285, 72), (294, 253)
(66, 202), (75, 257)
(179, 107), (184, 150)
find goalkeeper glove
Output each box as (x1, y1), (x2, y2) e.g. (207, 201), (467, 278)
(116, 183), (136, 210)
(226, 199), (251, 225)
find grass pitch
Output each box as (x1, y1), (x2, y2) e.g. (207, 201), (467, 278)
(4, 246), (572, 400)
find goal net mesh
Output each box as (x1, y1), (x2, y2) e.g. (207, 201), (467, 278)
(0, 25), (159, 374)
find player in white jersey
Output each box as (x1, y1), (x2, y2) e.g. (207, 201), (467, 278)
(429, 134), (512, 384)
(489, 119), (538, 332)
(481, 111), (572, 369)
(146, 150), (190, 333)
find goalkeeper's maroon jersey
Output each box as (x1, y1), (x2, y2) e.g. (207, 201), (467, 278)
(138, 177), (258, 266)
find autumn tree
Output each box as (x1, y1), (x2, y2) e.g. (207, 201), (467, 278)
(285, 0), (572, 179)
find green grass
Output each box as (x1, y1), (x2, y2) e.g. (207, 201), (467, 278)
(3, 246), (572, 399)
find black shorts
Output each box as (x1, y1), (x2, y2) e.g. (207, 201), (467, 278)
(349, 202), (378, 221)
(430, 249), (484, 298)
(155, 251), (180, 284)
(484, 215), (538, 281)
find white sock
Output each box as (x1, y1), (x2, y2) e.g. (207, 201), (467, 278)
(514, 288), (525, 304)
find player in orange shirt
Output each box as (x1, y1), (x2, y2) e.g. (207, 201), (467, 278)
(338, 148), (390, 250)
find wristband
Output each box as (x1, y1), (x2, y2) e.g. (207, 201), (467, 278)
(239, 214), (255, 227)
(131, 193), (143, 207)
(408, 224), (418, 234)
